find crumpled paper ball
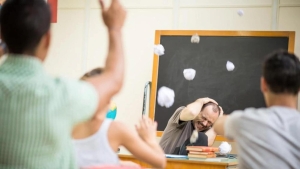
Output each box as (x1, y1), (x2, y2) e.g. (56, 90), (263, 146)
(237, 9), (244, 16)
(157, 86), (175, 108)
(219, 142), (232, 155)
(190, 129), (198, 144)
(226, 61), (235, 71)
(154, 44), (165, 56)
(191, 34), (200, 43)
(183, 68), (196, 80)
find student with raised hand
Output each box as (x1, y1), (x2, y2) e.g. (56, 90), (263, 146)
(0, 0), (126, 168)
(73, 67), (166, 169)
(213, 50), (300, 169)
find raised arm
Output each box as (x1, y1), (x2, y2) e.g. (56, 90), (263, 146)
(85, 0), (126, 116)
(206, 106), (224, 146)
(180, 98), (218, 121)
(213, 115), (228, 136)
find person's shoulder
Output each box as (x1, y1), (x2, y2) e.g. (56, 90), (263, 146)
(229, 107), (285, 125)
(269, 106), (299, 113)
(109, 120), (137, 143)
(230, 107), (265, 116)
(50, 76), (96, 97)
(48, 76), (98, 115)
(167, 106), (187, 125)
(171, 106), (186, 117)
(174, 106), (186, 113)
(226, 107), (259, 124)
(110, 120), (131, 134)
(243, 107), (289, 117)
(233, 107), (257, 113)
(51, 76), (88, 88)
(110, 120), (125, 129)
(268, 106), (300, 119)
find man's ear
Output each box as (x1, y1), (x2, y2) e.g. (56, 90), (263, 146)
(260, 77), (268, 93)
(44, 30), (51, 50)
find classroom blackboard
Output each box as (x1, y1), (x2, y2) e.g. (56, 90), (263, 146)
(149, 31), (295, 133)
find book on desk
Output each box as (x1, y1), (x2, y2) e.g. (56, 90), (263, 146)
(187, 146), (219, 159)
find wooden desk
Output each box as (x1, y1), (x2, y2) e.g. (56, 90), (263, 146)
(119, 154), (238, 169)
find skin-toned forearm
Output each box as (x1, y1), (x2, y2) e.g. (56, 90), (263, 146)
(205, 128), (217, 146)
(180, 100), (204, 121)
(87, 29), (125, 116)
(213, 116), (228, 136)
(144, 140), (166, 169)
(145, 140), (165, 157)
(105, 30), (124, 89)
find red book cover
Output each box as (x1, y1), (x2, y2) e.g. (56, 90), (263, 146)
(189, 151), (214, 155)
(186, 146), (219, 152)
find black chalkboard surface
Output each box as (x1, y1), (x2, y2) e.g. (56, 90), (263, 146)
(149, 31), (295, 132)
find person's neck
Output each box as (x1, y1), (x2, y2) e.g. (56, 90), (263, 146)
(267, 93), (298, 109)
(22, 49), (45, 62)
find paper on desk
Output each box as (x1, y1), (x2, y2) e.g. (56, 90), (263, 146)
(165, 154), (188, 159)
(205, 158), (229, 162)
(219, 142), (232, 155)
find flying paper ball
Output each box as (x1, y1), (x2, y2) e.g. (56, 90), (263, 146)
(226, 61), (235, 71)
(106, 102), (117, 120)
(154, 44), (165, 56)
(191, 34), (200, 43)
(237, 9), (244, 16)
(190, 129), (198, 144)
(183, 68), (196, 81)
(157, 86), (175, 108)
(219, 142), (232, 155)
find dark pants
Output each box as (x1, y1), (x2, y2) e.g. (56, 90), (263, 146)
(172, 131), (208, 155)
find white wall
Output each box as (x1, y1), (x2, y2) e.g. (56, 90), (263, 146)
(44, 0), (300, 149)
(278, 0), (300, 55)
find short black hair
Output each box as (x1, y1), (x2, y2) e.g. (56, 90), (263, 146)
(0, 0), (51, 54)
(263, 50), (300, 95)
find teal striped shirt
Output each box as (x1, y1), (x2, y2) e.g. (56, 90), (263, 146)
(0, 55), (98, 169)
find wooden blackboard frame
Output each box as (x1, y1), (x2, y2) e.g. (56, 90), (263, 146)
(149, 30), (295, 140)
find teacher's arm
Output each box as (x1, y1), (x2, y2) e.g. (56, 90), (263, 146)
(180, 98), (218, 121)
(206, 106), (224, 146)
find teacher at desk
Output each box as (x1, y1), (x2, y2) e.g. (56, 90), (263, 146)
(159, 97), (223, 154)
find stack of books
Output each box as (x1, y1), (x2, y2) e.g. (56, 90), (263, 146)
(186, 146), (219, 159)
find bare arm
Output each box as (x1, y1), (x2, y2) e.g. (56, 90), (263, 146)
(205, 128), (217, 146)
(180, 98), (218, 121)
(117, 122), (166, 169)
(86, 30), (124, 114)
(213, 116), (228, 136)
(206, 106), (224, 145)
(85, 0), (126, 116)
